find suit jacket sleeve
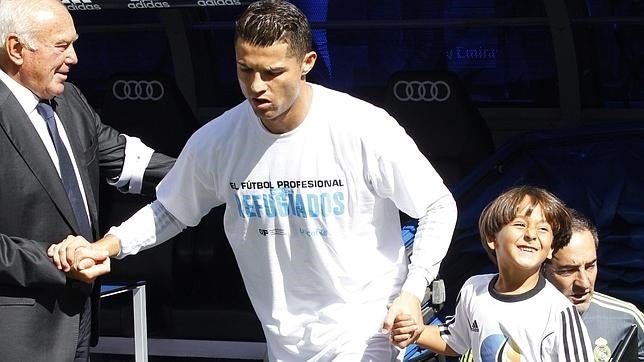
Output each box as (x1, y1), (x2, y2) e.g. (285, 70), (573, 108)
(66, 83), (174, 195)
(0, 235), (66, 287)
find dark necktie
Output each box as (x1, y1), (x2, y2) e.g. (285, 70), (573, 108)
(36, 100), (93, 241)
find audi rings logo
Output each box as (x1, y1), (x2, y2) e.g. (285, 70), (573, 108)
(112, 80), (164, 101)
(393, 80), (451, 102)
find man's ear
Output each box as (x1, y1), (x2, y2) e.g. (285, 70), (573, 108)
(301, 50), (317, 76)
(5, 34), (25, 66)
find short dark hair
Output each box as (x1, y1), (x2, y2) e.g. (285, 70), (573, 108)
(478, 185), (572, 264)
(234, 0), (312, 59)
(568, 208), (599, 248)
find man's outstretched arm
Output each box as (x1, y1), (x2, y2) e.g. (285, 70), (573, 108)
(48, 200), (186, 272)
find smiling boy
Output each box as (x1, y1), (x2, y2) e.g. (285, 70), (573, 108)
(392, 186), (594, 361)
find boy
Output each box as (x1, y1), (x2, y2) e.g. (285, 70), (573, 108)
(392, 186), (594, 361)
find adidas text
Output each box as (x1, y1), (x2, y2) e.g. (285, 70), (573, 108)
(197, 0), (242, 5)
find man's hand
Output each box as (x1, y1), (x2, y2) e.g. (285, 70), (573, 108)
(48, 235), (111, 270)
(48, 235), (92, 271)
(48, 236), (112, 282)
(382, 291), (424, 348)
(64, 248), (111, 282)
(389, 313), (421, 346)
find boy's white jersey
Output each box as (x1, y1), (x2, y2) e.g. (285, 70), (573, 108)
(441, 273), (594, 361)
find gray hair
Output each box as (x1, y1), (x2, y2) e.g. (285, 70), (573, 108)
(0, 0), (60, 50)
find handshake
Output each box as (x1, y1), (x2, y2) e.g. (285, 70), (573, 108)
(47, 235), (113, 283)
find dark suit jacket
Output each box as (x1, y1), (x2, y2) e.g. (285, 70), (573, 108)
(0, 80), (174, 361)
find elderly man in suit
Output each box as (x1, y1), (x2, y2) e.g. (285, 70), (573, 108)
(0, 0), (174, 361)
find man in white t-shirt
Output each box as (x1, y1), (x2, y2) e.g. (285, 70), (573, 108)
(49, 1), (457, 360)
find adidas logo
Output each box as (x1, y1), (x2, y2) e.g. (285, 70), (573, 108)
(128, 0), (170, 9)
(470, 319), (479, 332)
(197, 0), (242, 5)
(60, 0), (101, 11)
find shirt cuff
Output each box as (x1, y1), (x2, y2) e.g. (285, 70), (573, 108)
(107, 134), (154, 194)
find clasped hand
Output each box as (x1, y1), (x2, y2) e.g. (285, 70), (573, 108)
(382, 291), (424, 348)
(47, 235), (111, 282)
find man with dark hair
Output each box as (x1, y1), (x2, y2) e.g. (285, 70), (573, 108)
(52, 1), (457, 360)
(543, 209), (644, 361)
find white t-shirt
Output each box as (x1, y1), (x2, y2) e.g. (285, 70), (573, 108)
(129, 84), (456, 361)
(441, 274), (594, 362)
